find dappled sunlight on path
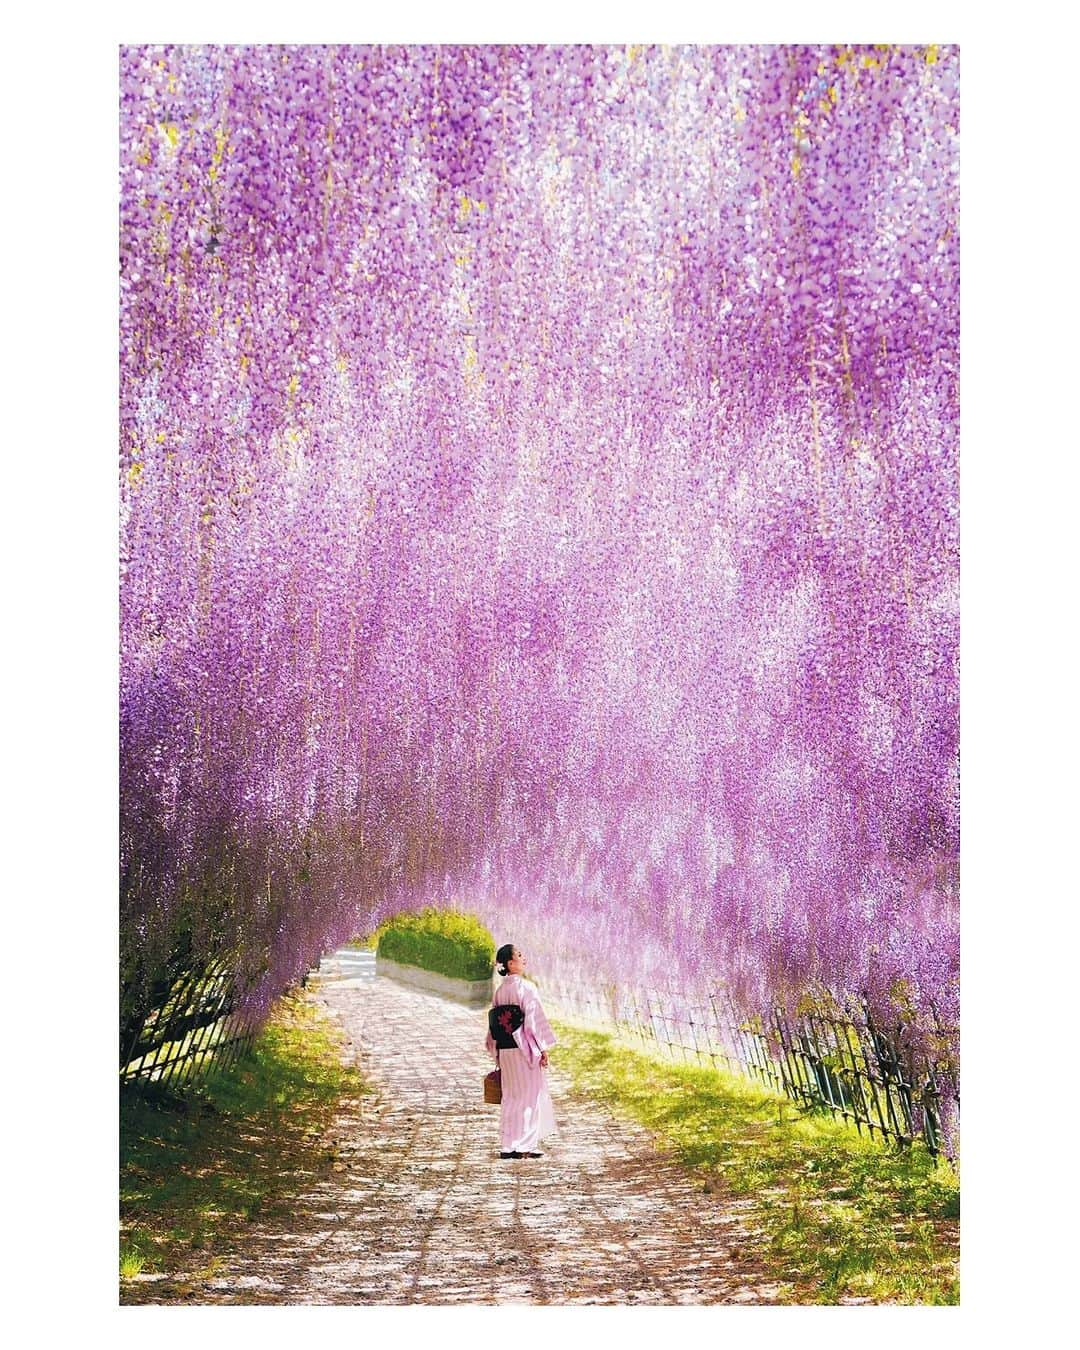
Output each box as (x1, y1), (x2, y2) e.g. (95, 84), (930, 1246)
(125, 971), (781, 1304)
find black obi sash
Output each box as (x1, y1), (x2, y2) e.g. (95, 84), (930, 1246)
(488, 1003), (524, 1049)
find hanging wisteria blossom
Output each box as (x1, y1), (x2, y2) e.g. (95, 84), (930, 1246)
(120, 44), (958, 1085)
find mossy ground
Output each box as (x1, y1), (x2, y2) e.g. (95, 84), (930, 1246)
(551, 1020), (959, 1305)
(119, 989), (369, 1286)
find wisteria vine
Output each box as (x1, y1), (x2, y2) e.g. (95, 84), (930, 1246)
(120, 45), (959, 1085)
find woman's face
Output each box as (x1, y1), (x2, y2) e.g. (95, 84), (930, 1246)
(507, 947), (526, 975)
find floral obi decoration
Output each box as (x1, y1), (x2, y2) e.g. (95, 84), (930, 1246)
(488, 1003), (525, 1049)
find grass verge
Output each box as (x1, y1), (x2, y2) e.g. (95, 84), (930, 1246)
(551, 1020), (959, 1305)
(120, 988), (369, 1291)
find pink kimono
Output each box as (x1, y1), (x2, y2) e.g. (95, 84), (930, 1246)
(484, 973), (558, 1153)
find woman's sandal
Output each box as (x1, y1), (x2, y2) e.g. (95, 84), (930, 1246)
(500, 1151), (523, 1159)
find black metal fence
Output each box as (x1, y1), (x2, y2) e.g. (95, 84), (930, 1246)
(119, 955), (260, 1098)
(546, 979), (959, 1159)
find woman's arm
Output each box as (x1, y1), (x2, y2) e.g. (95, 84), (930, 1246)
(514, 983), (557, 1068)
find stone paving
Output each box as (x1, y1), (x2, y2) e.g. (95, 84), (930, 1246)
(128, 960), (782, 1305)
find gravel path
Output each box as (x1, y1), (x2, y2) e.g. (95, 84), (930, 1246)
(131, 962), (782, 1304)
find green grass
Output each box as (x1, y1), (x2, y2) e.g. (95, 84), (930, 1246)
(551, 1020), (959, 1305)
(119, 1242), (146, 1278)
(120, 989), (369, 1286)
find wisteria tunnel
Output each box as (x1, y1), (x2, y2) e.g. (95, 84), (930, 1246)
(119, 45), (959, 1144)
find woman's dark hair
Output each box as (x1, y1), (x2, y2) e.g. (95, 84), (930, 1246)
(495, 943), (515, 977)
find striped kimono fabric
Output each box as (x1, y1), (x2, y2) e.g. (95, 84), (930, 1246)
(485, 973), (557, 1153)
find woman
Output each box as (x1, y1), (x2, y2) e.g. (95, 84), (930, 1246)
(485, 943), (557, 1159)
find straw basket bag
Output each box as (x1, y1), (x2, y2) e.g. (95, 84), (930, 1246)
(483, 1068), (502, 1104)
